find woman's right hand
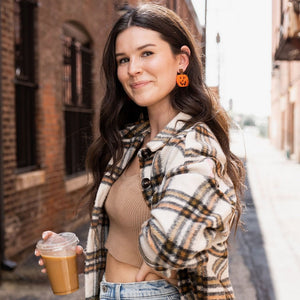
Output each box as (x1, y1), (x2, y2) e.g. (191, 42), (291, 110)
(35, 231), (55, 273)
(34, 231), (85, 274)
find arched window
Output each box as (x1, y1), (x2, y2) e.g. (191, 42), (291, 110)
(63, 22), (93, 176)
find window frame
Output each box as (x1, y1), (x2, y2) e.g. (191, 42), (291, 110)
(14, 0), (38, 172)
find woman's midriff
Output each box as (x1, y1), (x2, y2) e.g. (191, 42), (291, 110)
(105, 253), (178, 285)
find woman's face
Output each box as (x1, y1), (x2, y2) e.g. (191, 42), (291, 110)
(115, 26), (181, 111)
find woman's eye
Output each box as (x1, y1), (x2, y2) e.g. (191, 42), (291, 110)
(142, 51), (153, 57)
(118, 57), (129, 64)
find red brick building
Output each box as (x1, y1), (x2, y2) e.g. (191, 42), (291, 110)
(271, 0), (300, 161)
(0, 0), (203, 262)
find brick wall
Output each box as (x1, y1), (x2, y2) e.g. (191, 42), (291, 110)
(1, 0), (122, 258)
(1, 0), (19, 257)
(0, 0), (203, 258)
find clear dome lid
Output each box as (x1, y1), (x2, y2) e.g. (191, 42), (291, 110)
(36, 232), (79, 253)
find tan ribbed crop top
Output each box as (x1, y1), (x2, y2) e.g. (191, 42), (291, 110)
(104, 170), (151, 268)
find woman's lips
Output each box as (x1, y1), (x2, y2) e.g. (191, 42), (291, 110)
(130, 81), (151, 89)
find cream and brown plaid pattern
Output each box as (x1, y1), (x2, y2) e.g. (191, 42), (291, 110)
(85, 112), (236, 299)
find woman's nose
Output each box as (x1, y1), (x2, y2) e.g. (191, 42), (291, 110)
(128, 58), (142, 76)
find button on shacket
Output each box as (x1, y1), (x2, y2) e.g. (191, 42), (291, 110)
(85, 112), (237, 300)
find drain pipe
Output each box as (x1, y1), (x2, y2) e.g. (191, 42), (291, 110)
(0, 0), (4, 283)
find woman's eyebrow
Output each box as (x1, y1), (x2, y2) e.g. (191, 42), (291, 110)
(137, 43), (156, 50)
(115, 43), (157, 57)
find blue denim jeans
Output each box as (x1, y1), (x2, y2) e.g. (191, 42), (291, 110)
(99, 275), (180, 299)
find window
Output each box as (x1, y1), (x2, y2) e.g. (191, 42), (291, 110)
(63, 23), (93, 176)
(14, 0), (38, 171)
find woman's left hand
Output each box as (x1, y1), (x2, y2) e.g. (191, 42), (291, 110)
(136, 262), (177, 285)
(136, 262), (155, 281)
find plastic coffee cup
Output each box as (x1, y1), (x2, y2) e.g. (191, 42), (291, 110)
(36, 232), (79, 295)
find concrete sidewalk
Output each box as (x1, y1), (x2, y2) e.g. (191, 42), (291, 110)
(231, 128), (300, 300)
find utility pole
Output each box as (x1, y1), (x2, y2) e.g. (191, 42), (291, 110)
(204, 0), (207, 80)
(216, 32), (221, 90)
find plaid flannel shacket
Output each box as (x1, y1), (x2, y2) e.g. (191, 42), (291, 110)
(85, 112), (237, 300)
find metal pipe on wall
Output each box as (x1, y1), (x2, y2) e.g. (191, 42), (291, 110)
(0, 0), (5, 283)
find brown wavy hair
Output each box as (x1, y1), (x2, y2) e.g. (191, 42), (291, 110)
(85, 4), (245, 227)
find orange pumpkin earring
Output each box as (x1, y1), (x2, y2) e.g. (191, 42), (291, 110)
(176, 69), (189, 87)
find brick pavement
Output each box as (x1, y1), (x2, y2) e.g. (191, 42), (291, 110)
(0, 223), (88, 299)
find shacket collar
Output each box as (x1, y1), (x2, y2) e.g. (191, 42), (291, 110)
(145, 112), (191, 152)
(121, 112), (191, 152)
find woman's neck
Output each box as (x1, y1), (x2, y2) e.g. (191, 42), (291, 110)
(147, 106), (178, 140)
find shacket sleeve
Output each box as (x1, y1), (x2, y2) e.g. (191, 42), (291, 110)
(139, 125), (237, 271)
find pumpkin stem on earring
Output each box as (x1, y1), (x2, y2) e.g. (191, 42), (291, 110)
(176, 69), (189, 87)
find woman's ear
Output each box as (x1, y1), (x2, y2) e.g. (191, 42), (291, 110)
(178, 45), (191, 72)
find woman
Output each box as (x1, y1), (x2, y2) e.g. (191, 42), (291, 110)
(37, 4), (245, 300)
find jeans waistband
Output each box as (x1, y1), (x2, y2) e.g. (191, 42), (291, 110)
(100, 274), (180, 299)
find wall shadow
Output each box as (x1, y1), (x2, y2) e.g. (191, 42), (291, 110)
(234, 162), (276, 300)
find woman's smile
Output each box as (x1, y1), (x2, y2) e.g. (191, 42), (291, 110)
(130, 80), (152, 90)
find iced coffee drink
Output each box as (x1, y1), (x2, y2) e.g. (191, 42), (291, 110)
(36, 232), (79, 295)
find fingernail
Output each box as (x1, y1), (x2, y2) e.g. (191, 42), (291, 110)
(34, 249), (38, 256)
(42, 232), (47, 239)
